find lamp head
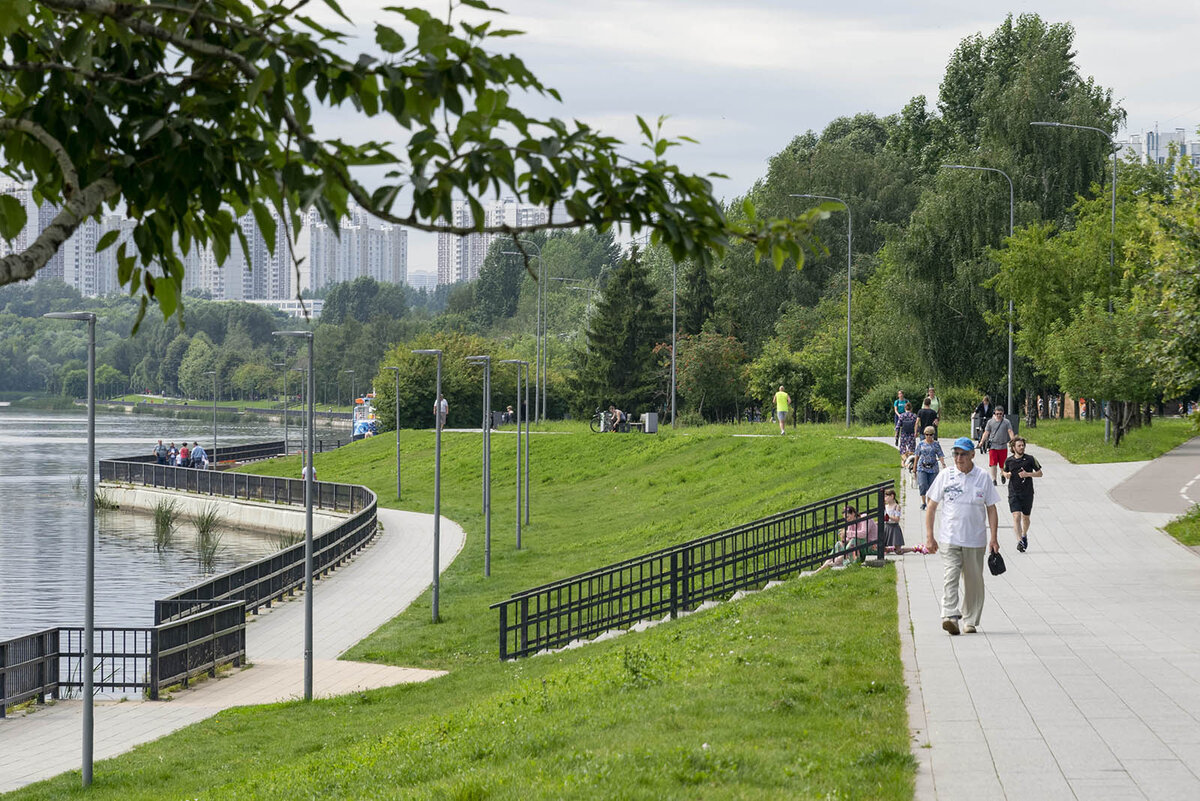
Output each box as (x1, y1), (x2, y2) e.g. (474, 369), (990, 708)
(273, 330), (312, 340)
(43, 311), (96, 322)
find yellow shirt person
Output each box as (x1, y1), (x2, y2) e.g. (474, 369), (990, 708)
(773, 386), (792, 434)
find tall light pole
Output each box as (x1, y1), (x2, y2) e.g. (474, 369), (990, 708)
(523, 360), (530, 524)
(499, 359), (526, 548)
(383, 366), (402, 501)
(275, 362), (289, 456)
(671, 260), (677, 428)
(203, 370), (217, 465)
(466, 356), (492, 576)
(413, 348), (443, 622)
(942, 164), (1015, 415)
(43, 311), (96, 788)
(1032, 120), (1118, 442)
(792, 193), (853, 426)
(273, 331), (315, 700)
(504, 240), (544, 421)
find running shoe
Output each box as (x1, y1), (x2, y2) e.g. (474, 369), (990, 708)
(1018, 535), (1027, 552)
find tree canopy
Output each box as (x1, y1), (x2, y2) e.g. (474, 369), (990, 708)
(0, 0), (822, 329)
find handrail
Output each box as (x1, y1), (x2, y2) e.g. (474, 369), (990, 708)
(491, 481), (892, 660)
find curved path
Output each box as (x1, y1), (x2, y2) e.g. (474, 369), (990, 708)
(1110, 436), (1200, 515)
(895, 439), (1200, 800)
(0, 507), (465, 793)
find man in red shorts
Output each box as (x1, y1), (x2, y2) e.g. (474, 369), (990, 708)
(977, 406), (1014, 486)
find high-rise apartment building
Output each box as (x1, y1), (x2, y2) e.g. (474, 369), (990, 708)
(1118, 128), (1200, 166)
(307, 203), (407, 292)
(436, 197), (549, 285)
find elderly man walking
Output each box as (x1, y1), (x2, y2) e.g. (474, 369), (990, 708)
(924, 436), (1002, 635)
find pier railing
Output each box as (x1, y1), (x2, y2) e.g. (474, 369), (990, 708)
(3, 441), (376, 716)
(0, 600), (246, 715)
(491, 481), (891, 660)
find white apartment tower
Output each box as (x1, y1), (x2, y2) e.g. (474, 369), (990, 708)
(436, 197), (549, 285)
(306, 204), (407, 292)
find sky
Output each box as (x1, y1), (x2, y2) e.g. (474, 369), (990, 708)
(325, 1), (1200, 275)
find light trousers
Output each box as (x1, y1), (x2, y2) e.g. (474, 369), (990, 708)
(941, 544), (986, 626)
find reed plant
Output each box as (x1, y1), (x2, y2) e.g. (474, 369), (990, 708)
(193, 503), (224, 572)
(93, 488), (119, 511)
(153, 497), (180, 549)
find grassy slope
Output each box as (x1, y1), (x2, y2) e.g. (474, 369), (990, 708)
(8, 425), (912, 800)
(1021, 417), (1195, 464)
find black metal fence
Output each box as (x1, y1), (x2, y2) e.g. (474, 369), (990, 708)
(0, 601), (246, 716)
(3, 442), (376, 716)
(491, 481), (892, 660)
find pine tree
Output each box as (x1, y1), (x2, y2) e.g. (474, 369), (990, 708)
(578, 246), (667, 412)
(680, 261), (716, 335)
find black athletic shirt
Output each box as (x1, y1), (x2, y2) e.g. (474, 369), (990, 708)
(1004, 454), (1041, 495)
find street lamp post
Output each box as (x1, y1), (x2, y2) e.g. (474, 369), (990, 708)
(273, 331), (315, 700)
(499, 359), (526, 548)
(1032, 120), (1118, 442)
(412, 349), (443, 622)
(43, 311), (96, 788)
(383, 366), (402, 501)
(466, 356), (492, 576)
(941, 164), (1015, 415)
(203, 370), (217, 466)
(792, 193), (853, 427)
(343, 369), (355, 410)
(504, 242), (544, 421)
(275, 362), (289, 456)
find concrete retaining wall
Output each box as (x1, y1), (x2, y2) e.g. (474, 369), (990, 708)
(100, 484), (348, 534)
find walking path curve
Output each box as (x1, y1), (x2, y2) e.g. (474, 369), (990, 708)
(0, 506), (465, 793)
(1110, 436), (1200, 516)
(893, 437), (1200, 800)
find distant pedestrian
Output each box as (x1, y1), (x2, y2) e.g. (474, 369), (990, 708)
(154, 439), (168, 465)
(925, 386), (941, 415)
(882, 488), (905, 553)
(913, 426), (946, 510)
(168, 442), (177, 464)
(972, 394), (994, 441)
(978, 407), (1014, 486)
(774, 385), (792, 434)
(917, 397), (939, 440)
(897, 401), (919, 453)
(924, 437), (1001, 635)
(178, 442), (189, 466)
(301, 463), (316, 481)
(190, 441), (207, 469)
(434, 394), (448, 430)
(893, 391), (908, 446)
(1002, 437), (1043, 553)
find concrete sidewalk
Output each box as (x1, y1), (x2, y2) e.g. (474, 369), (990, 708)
(0, 507), (465, 793)
(897, 440), (1200, 800)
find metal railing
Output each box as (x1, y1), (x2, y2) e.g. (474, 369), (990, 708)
(0, 601), (246, 715)
(491, 481), (891, 660)
(3, 442), (376, 715)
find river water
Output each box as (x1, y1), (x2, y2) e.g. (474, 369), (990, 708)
(0, 406), (304, 640)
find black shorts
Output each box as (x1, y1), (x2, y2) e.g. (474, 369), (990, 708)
(1008, 494), (1034, 515)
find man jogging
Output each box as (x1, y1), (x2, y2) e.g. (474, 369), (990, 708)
(1002, 437), (1043, 553)
(978, 406), (1014, 486)
(774, 385), (792, 435)
(925, 437), (1001, 635)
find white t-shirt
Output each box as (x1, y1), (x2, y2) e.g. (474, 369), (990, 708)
(928, 464), (1001, 548)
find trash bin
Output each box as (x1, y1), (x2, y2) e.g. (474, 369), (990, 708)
(643, 412), (658, 434)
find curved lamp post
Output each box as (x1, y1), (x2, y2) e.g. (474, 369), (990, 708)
(273, 330), (315, 700)
(1032, 120), (1118, 441)
(413, 348), (443, 622)
(382, 366), (402, 501)
(791, 193), (853, 427)
(466, 356), (492, 576)
(941, 164), (1015, 415)
(43, 311), (96, 787)
(504, 241), (545, 421)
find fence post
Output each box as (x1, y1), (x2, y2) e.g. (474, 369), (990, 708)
(150, 628), (161, 700)
(669, 552), (679, 619)
(877, 485), (887, 561)
(499, 604), (508, 661)
(519, 597), (529, 657)
(0, 641), (7, 718)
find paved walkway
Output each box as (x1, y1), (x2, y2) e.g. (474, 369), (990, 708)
(1110, 436), (1200, 515)
(0, 507), (465, 793)
(897, 436), (1200, 800)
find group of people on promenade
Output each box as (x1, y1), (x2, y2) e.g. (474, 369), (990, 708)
(153, 439), (209, 469)
(889, 387), (1045, 635)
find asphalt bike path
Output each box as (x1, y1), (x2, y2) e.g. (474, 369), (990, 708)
(0, 506), (465, 793)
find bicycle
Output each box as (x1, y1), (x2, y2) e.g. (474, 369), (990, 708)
(589, 407), (611, 433)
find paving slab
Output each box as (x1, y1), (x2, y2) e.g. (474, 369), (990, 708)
(0, 506), (464, 793)
(892, 436), (1200, 801)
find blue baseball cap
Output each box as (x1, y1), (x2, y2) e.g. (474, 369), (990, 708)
(951, 436), (976, 453)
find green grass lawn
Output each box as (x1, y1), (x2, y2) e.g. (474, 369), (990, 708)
(1166, 505), (1200, 547)
(1020, 417), (1196, 464)
(9, 425), (913, 800)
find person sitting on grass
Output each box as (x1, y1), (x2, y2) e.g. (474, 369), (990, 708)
(608, 405), (626, 433)
(816, 505), (879, 572)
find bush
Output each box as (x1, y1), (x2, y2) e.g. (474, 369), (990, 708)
(853, 380), (926, 423)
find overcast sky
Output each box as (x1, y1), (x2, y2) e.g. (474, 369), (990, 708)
(331, 1), (1200, 274)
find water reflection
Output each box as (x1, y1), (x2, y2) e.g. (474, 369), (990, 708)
(0, 406), (312, 639)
